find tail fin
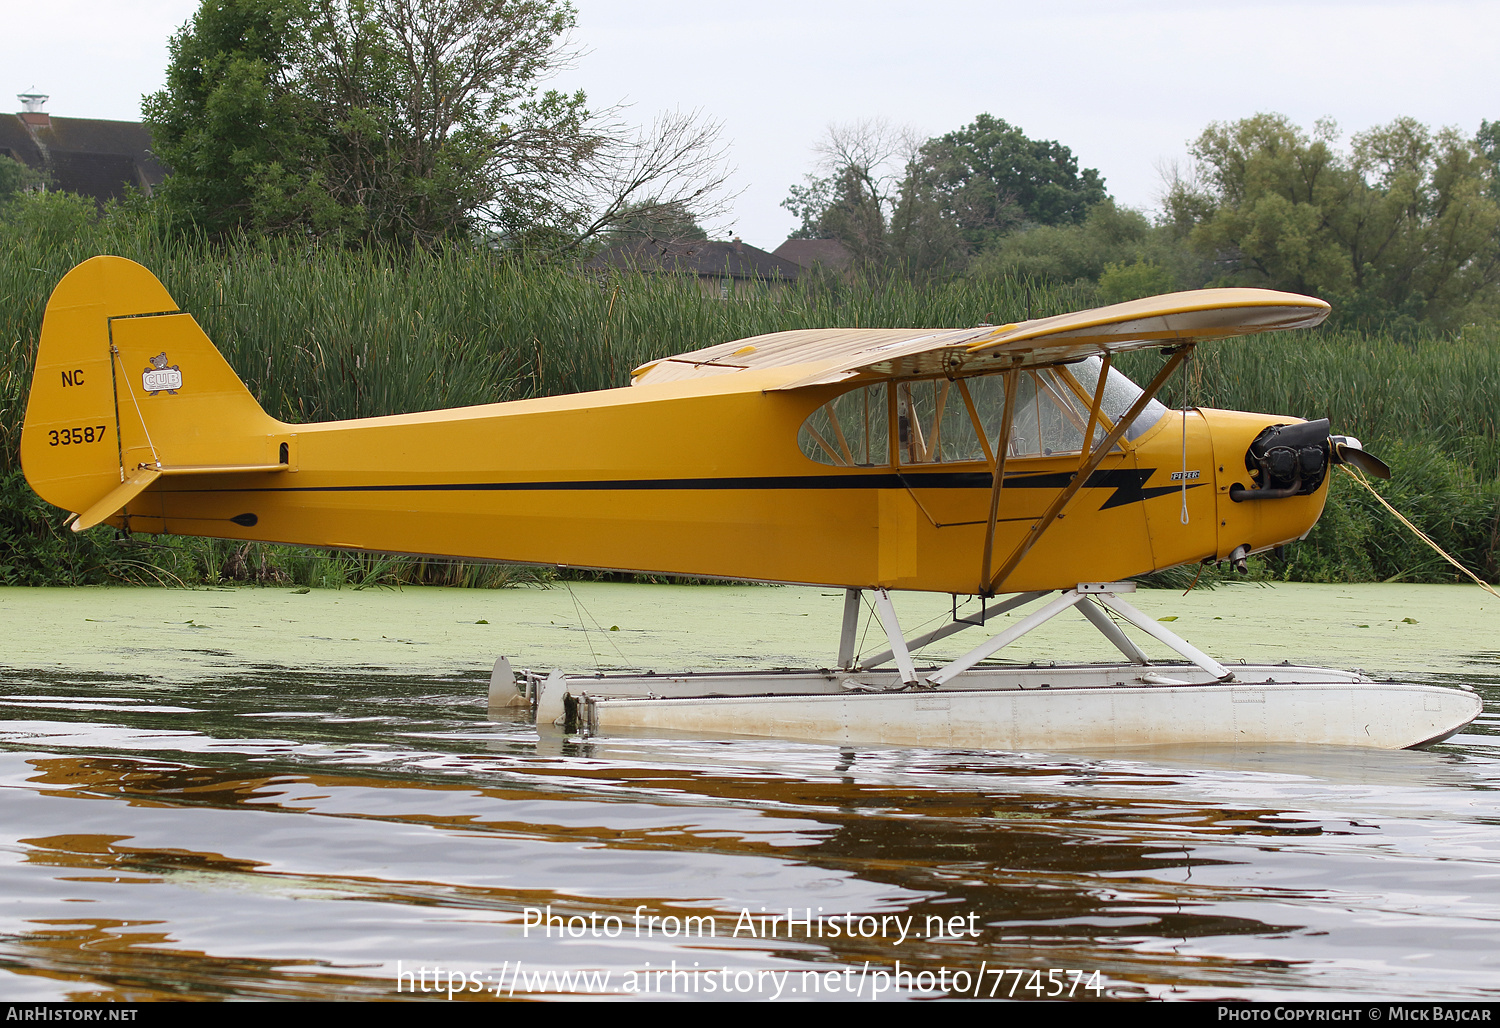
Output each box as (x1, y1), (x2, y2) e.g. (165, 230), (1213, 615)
(21, 256), (289, 532)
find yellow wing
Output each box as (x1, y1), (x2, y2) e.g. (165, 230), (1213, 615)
(629, 287), (1330, 390)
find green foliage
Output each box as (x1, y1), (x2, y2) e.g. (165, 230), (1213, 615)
(888, 172), (969, 276)
(1115, 332), (1500, 584)
(598, 199), (707, 244)
(0, 157), (44, 203)
(144, 0), (592, 246)
(784, 116), (1109, 276)
(900, 114), (1108, 250)
(1116, 326), (1500, 468)
(780, 123), (907, 271)
(968, 200), (1194, 294)
(141, 0), (314, 237)
(1479, 118), (1500, 199)
(1096, 259), (1174, 305)
(1283, 447), (1500, 585)
(971, 200), (1145, 283)
(769, 108), (1500, 333)
(0, 191), (99, 254)
(1167, 113), (1500, 332)
(812, 165), (895, 269)
(781, 175), (835, 241)
(0, 469), (161, 585)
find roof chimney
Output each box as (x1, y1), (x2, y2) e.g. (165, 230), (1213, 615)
(17, 92), (50, 129)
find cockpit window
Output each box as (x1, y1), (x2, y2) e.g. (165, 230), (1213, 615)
(798, 382), (889, 466)
(898, 369), (1108, 464)
(796, 361), (1163, 468)
(896, 379), (987, 464)
(1063, 356), (1171, 442)
(1003, 370), (1104, 458)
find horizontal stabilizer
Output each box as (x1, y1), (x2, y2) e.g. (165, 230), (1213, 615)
(70, 462), (289, 532)
(72, 467), (161, 532)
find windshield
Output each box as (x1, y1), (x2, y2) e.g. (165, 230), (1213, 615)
(1063, 356), (1171, 442)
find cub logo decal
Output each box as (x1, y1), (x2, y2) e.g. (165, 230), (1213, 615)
(143, 352), (183, 396)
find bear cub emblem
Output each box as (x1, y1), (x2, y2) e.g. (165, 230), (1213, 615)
(142, 353), (183, 396)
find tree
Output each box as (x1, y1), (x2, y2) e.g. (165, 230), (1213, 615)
(1475, 118), (1500, 199)
(567, 109), (732, 248)
(0, 157), (45, 205)
(970, 199), (1183, 287)
(144, 0), (359, 238)
(145, 0), (593, 244)
(597, 199), (706, 244)
(1166, 113), (1500, 329)
(785, 116), (1110, 276)
(780, 120), (914, 269)
(899, 114), (1108, 252)
(145, 0), (729, 248)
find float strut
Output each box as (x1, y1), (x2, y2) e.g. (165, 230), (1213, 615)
(926, 590), (1087, 687)
(1076, 599), (1151, 664)
(871, 588), (919, 685)
(837, 588), (861, 670)
(1092, 592), (1233, 681)
(859, 591), (1047, 671)
(921, 583), (1236, 688)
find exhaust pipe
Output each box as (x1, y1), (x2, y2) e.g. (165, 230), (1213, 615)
(1228, 543), (1249, 573)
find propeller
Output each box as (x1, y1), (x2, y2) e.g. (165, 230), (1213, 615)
(1330, 435), (1391, 480)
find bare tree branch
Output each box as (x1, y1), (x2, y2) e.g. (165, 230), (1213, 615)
(558, 108), (737, 249)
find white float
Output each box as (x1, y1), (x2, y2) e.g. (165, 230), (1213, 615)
(500, 583), (1482, 752)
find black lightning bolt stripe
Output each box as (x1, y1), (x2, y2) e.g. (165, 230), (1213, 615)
(1000, 468), (1204, 510)
(172, 468), (1204, 512)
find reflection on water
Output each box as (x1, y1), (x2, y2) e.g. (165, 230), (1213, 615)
(1, 588), (1498, 1001)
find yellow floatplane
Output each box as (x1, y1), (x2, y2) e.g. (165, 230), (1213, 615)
(21, 256), (1482, 750)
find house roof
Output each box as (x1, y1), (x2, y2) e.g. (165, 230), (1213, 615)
(0, 112), (167, 203)
(588, 238), (803, 281)
(773, 238), (853, 272)
(0, 116), (43, 167)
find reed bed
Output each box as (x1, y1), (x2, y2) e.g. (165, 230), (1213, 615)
(0, 208), (1495, 586)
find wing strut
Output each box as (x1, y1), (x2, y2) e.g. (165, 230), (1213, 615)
(978, 368), (1019, 591)
(984, 345), (1193, 595)
(1077, 353), (1112, 475)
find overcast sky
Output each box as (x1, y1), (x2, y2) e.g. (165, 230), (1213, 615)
(11, 0), (1497, 247)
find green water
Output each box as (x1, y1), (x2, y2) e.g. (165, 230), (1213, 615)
(3, 580), (1493, 680)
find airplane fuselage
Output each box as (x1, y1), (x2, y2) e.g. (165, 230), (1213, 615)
(20, 258), (1330, 595)
(95, 370), (1322, 594)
